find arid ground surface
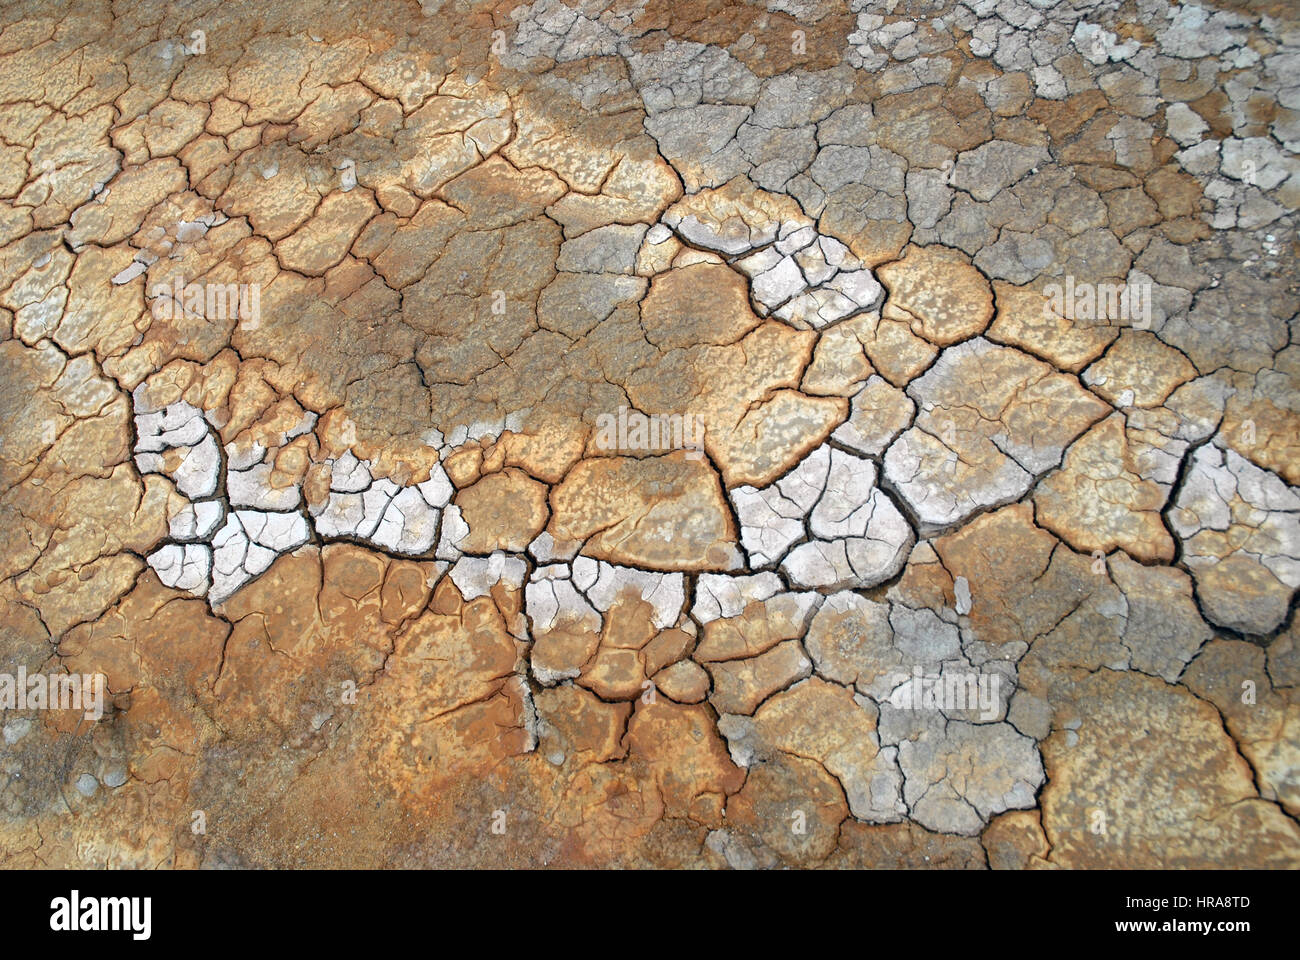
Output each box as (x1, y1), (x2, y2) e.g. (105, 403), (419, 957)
(0, 0), (1297, 868)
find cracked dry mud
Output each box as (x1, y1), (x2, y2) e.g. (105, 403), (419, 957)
(0, 0), (1298, 870)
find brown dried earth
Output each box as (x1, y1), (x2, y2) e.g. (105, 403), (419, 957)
(0, 0), (1298, 868)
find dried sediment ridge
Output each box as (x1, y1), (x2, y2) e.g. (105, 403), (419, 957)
(0, 0), (1298, 868)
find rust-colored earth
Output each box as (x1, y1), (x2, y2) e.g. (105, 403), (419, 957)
(0, 0), (1297, 868)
